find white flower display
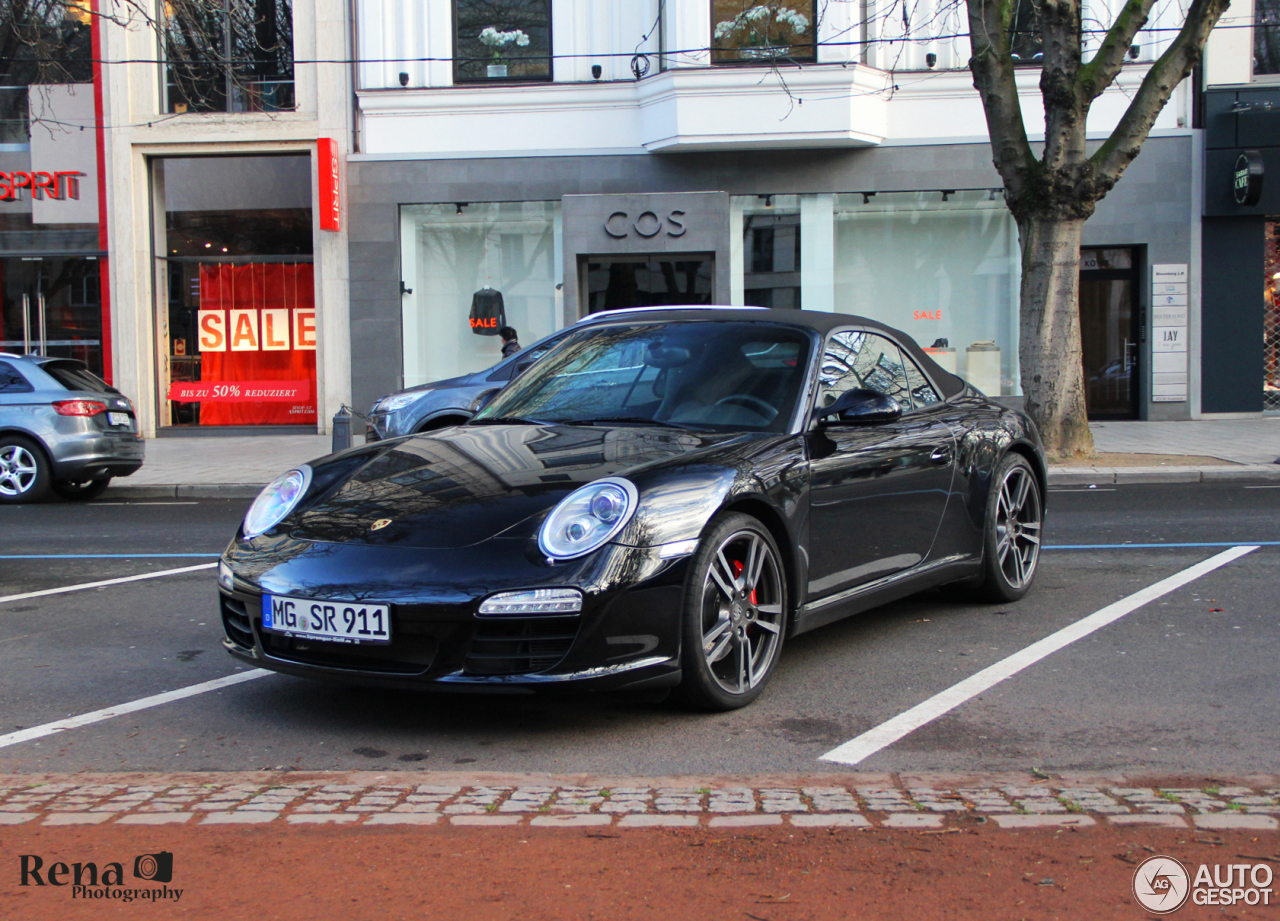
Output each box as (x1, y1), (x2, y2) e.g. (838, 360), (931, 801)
(478, 27), (531, 48)
(714, 5), (811, 43)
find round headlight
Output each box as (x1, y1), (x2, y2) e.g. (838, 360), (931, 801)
(243, 466), (312, 539)
(538, 477), (639, 560)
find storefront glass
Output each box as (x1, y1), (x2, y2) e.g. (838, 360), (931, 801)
(739, 195), (801, 309)
(400, 201), (561, 388)
(155, 154), (315, 428)
(832, 190), (1021, 395)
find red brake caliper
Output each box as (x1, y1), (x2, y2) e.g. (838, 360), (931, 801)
(730, 560), (757, 605)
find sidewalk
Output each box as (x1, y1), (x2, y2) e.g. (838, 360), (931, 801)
(105, 419), (1280, 499)
(3, 771), (1277, 830)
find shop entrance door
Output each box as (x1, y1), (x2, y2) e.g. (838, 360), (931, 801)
(1079, 247), (1140, 419)
(0, 257), (103, 375)
(580, 254), (714, 314)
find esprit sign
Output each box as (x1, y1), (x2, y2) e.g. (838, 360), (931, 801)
(317, 138), (341, 232)
(604, 210), (687, 239)
(197, 308), (316, 352)
(0, 170), (83, 201)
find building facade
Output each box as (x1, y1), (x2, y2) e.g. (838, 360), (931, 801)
(346, 0), (1218, 424)
(92, 0), (354, 437)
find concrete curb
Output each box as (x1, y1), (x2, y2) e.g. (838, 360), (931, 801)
(1048, 464), (1280, 486)
(101, 484), (265, 500)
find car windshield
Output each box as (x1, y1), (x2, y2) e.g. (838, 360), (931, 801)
(472, 321), (812, 433)
(41, 360), (119, 394)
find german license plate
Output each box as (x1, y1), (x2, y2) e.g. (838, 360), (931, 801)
(107, 412), (130, 427)
(261, 594), (391, 644)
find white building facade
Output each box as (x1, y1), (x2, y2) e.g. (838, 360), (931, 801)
(346, 0), (1220, 424)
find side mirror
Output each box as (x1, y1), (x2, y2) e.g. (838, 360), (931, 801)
(815, 388), (902, 425)
(470, 388), (501, 413)
(513, 358), (536, 377)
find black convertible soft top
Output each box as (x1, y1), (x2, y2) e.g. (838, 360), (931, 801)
(576, 307), (969, 401)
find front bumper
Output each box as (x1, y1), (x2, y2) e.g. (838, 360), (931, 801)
(218, 536), (690, 693)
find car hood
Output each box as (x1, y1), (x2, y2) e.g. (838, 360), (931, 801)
(285, 424), (745, 549)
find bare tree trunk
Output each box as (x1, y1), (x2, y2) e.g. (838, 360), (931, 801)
(1017, 215), (1094, 457)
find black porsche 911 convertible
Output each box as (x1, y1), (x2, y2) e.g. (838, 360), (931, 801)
(219, 308), (1046, 710)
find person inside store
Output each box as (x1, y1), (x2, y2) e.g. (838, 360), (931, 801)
(500, 326), (522, 358)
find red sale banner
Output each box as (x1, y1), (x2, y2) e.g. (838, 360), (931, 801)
(168, 380), (311, 403)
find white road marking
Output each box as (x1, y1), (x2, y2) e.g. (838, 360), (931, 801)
(0, 670), (272, 751)
(0, 562), (217, 605)
(1243, 485), (1280, 489)
(819, 545), (1258, 767)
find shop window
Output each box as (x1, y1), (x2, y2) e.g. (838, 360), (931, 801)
(0, 3), (92, 141)
(744, 211), (800, 309)
(832, 190), (1021, 396)
(400, 202), (560, 389)
(156, 155), (314, 428)
(581, 256), (714, 314)
(164, 0), (295, 113)
(1007, 0), (1043, 66)
(712, 1), (816, 64)
(1257, 0), (1280, 77)
(454, 0), (552, 83)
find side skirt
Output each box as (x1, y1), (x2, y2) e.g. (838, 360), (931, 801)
(790, 555), (981, 637)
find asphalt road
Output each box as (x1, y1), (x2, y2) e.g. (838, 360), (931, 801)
(1, 483), (1277, 777)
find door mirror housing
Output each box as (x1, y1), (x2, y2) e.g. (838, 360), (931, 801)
(470, 388), (501, 414)
(815, 388), (903, 425)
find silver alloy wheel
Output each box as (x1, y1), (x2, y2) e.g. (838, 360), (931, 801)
(699, 528), (785, 695)
(994, 464), (1041, 589)
(0, 445), (39, 497)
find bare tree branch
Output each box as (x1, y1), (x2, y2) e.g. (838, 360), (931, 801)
(1089, 0), (1230, 186)
(1077, 0), (1158, 101)
(967, 0), (1035, 202)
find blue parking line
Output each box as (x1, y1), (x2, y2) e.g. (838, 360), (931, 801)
(1044, 542), (1280, 550)
(0, 553), (221, 559)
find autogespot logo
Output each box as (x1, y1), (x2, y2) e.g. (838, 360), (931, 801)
(19, 851), (182, 903)
(1133, 856), (1191, 914)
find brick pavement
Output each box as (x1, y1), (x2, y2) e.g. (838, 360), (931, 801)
(1, 775), (1277, 831)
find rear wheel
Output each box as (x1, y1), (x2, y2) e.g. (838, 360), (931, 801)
(52, 477), (112, 501)
(0, 436), (50, 503)
(966, 453), (1043, 603)
(676, 513), (787, 711)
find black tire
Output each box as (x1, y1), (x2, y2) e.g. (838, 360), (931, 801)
(963, 452), (1043, 603)
(675, 513), (788, 711)
(0, 435), (51, 504)
(52, 477), (113, 501)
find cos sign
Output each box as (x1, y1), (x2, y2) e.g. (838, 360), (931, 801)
(604, 210), (687, 239)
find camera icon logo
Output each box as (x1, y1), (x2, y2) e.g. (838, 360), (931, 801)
(133, 852), (174, 883)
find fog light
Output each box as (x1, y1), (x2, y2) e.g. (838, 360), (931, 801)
(478, 588), (583, 616)
(218, 560), (234, 591)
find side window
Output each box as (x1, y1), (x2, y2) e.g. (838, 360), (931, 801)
(817, 331), (911, 409)
(897, 349), (941, 409)
(0, 361), (34, 394)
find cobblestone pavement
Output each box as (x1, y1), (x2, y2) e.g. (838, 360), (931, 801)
(2, 775), (1277, 831)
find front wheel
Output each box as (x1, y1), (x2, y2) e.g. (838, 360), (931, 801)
(676, 513), (788, 711)
(52, 477), (112, 501)
(969, 453), (1043, 603)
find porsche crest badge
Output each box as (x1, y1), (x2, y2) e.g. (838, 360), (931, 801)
(370, 518), (392, 531)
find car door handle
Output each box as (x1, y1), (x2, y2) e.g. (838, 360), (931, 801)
(929, 445), (954, 466)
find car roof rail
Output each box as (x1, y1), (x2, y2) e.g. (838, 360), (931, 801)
(573, 305), (768, 324)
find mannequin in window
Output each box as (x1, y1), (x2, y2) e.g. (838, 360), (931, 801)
(469, 287), (505, 335)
